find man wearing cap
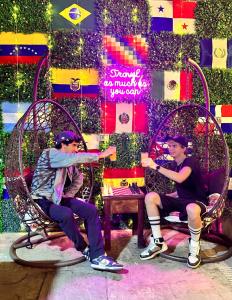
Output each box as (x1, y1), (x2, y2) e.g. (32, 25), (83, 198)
(31, 130), (123, 271)
(140, 135), (208, 269)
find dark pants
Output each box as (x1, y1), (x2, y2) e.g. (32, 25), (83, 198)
(36, 197), (104, 260)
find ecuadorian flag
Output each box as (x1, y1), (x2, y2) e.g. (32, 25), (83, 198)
(51, 68), (99, 98)
(0, 32), (48, 64)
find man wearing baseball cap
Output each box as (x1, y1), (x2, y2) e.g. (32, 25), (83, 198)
(140, 135), (208, 269)
(31, 130), (123, 271)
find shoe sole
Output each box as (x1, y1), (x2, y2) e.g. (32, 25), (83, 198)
(90, 264), (123, 271)
(140, 244), (168, 261)
(187, 259), (201, 269)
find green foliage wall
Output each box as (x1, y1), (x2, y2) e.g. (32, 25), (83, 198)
(0, 0), (232, 231)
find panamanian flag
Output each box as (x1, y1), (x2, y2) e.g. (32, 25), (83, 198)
(103, 167), (145, 187)
(0, 33), (48, 64)
(151, 70), (193, 101)
(101, 102), (148, 134)
(148, 0), (196, 34)
(200, 39), (232, 69)
(1, 101), (31, 132)
(210, 105), (232, 133)
(51, 68), (99, 98)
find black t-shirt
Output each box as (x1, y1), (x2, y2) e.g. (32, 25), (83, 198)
(174, 157), (208, 204)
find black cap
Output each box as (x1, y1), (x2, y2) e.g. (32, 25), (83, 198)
(55, 131), (81, 146)
(165, 135), (188, 148)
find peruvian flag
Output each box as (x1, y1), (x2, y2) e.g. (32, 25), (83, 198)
(101, 102), (148, 134)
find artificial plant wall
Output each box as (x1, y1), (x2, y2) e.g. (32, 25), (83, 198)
(0, 0), (232, 231)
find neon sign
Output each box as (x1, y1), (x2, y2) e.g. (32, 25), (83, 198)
(102, 66), (149, 99)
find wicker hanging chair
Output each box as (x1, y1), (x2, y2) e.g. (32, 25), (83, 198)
(145, 59), (232, 263)
(4, 53), (94, 267)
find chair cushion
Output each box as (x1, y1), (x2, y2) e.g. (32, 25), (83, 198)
(203, 168), (225, 195)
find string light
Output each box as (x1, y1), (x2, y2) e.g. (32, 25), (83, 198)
(12, 4), (19, 21)
(131, 7), (139, 24)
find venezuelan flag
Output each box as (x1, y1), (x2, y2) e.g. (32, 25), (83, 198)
(51, 68), (99, 98)
(0, 32), (48, 64)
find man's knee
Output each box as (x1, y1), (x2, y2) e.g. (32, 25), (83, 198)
(62, 207), (74, 221)
(86, 203), (98, 218)
(145, 192), (160, 206)
(186, 203), (201, 219)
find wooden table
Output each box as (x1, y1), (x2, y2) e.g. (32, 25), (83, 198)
(103, 192), (146, 250)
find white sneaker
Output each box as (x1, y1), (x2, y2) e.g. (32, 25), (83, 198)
(187, 239), (201, 269)
(140, 237), (168, 260)
(91, 255), (123, 271)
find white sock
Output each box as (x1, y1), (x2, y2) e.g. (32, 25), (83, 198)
(148, 216), (162, 241)
(188, 225), (202, 242)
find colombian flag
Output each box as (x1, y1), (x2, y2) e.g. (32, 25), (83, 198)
(51, 68), (99, 98)
(103, 167), (145, 187)
(0, 32), (48, 64)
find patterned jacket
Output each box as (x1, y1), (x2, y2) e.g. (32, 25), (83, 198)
(31, 148), (99, 204)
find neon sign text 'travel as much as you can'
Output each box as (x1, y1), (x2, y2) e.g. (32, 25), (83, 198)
(102, 67), (149, 100)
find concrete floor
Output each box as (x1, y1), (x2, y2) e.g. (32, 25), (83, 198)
(0, 229), (232, 300)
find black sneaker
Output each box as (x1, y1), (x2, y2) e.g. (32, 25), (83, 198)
(91, 255), (123, 271)
(187, 238), (201, 269)
(140, 237), (168, 260)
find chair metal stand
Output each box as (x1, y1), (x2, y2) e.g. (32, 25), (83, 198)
(10, 231), (86, 268)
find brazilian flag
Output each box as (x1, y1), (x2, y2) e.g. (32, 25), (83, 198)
(51, 0), (96, 31)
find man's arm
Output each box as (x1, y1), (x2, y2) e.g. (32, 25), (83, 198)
(48, 146), (116, 168)
(141, 158), (192, 183)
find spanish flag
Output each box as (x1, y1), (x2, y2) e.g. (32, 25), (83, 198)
(51, 68), (99, 98)
(0, 32), (48, 64)
(103, 167), (145, 187)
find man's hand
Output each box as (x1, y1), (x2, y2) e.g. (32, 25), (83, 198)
(99, 146), (116, 159)
(141, 157), (157, 169)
